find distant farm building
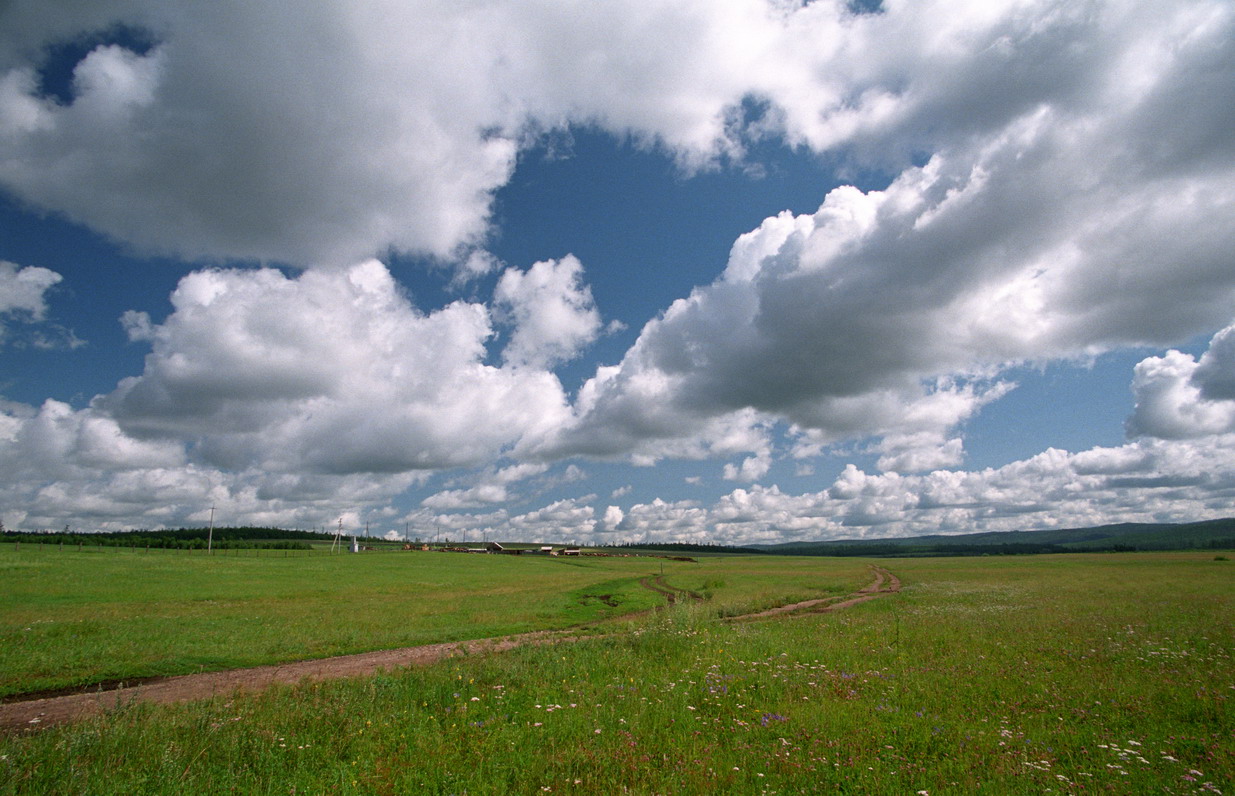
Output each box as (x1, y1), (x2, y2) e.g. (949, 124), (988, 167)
(462, 542), (506, 554)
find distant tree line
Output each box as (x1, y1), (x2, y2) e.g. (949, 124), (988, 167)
(791, 542), (1076, 557)
(0, 526), (331, 550)
(772, 540), (1234, 557)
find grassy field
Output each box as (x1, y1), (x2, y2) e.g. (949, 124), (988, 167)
(1, 550), (1231, 794)
(0, 546), (861, 697)
(0, 548), (666, 697)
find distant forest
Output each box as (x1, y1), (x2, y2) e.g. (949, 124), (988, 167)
(0, 526), (332, 550)
(749, 518), (1235, 557)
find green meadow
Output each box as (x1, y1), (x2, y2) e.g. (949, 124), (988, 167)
(0, 547), (860, 697)
(1, 548), (1231, 794)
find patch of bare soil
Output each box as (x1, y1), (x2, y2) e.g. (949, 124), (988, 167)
(1, 567), (898, 732)
(637, 575), (703, 606)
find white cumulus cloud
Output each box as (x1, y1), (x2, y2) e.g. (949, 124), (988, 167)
(495, 255), (602, 369)
(0, 261), (66, 345)
(100, 260), (571, 474)
(1127, 323), (1235, 440)
(0, 261), (59, 317)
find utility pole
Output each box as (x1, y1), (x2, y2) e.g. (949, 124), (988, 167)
(208, 506), (215, 554)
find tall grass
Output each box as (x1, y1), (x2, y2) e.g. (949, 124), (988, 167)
(2, 552), (1230, 793)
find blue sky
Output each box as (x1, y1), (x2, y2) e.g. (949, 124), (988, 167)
(2, 1), (1234, 543)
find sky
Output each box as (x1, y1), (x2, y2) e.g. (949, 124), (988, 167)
(1, 0), (1234, 545)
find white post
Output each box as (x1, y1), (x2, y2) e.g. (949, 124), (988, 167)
(208, 506), (215, 554)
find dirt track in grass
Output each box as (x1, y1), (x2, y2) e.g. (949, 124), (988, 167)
(638, 574), (704, 605)
(0, 566), (899, 731)
(724, 565), (900, 620)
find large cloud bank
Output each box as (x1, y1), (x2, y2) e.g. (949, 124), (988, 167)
(3, 0), (1226, 269)
(1, 0), (1234, 538)
(546, 0), (1235, 468)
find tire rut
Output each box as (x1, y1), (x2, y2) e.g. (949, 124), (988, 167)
(724, 566), (900, 621)
(637, 575), (703, 606)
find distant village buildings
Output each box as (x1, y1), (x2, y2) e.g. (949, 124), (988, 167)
(428, 542), (584, 556)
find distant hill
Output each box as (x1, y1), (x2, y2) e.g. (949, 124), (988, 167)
(749, 518), (1235, 557)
